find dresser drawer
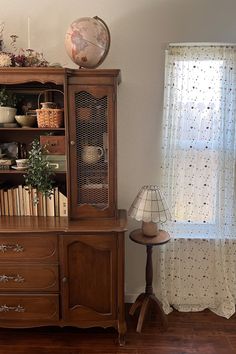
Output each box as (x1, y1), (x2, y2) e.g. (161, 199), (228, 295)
(0, 265), (58, 292)
(0, 294), (59, 321)
(0, 234), (58, 263)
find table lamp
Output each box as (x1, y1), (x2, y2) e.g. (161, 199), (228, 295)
(128, 185), (171, 332)
(128, 185), (171, 237)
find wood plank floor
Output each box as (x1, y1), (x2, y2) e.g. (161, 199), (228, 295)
(0, 306), (236, 353)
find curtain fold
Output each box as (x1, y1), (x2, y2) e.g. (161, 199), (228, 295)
(156, 45), (236, 318)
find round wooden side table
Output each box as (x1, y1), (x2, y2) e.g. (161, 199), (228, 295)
(129, 228), (170, 333)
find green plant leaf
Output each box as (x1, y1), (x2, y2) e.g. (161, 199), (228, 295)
(24, 138), (55, 199)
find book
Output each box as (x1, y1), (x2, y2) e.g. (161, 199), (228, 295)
(46, 192), (55, 217)
(12, 187), (18, 216)
(18, 185), (24, 216)
(0, 188), (4, 215)
(37, 191), (44, 217)
(31, 188), (38, 216)
(15, 186), (20, 216)
(3, 190), (9, 216)
(23, 186), (31, 216)
(54, 187), (59, 217)
(7, 189), (13, 216)
(42, 194), (47, 217)
(59, 191), (68, 217)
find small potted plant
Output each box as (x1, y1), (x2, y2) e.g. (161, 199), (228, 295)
(0, 87), (17, 124)
(24, 138), (54, 203)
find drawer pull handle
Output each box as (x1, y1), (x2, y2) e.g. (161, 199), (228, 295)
(0, 244), (24, 253)
(0, 274), (25, 283)
(0, 304), (25, 312)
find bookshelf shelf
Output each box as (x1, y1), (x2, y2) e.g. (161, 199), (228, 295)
(0, 170), (66, 174)
(0, 170), (26, 174)
(0, 128), (65, 131)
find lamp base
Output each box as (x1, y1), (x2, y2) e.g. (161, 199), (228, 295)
(142, 221), (158, 237)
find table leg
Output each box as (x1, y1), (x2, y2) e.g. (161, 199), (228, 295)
(129, 244), (168, 332)
(129, 293), (146, 316)
(136, 296), (150, 333)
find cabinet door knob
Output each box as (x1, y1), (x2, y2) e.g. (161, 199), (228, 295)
(62, 277), (68, 283)
(70, 140), (75, 146)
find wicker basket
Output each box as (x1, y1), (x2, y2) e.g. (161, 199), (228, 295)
(36, 89), (64, 128)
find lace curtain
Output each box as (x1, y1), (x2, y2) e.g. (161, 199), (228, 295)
(155, 44), (236, 318)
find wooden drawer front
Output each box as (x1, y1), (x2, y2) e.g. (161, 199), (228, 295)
(0, 295), (59, 321)
(0, 265), (58, 292)
(0, 235), (58, 263)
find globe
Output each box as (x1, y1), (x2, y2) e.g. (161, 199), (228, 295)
(65, 16), (111, 69)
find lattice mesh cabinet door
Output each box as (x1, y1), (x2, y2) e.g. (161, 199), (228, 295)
(68, 84), (117, 218)
(76, 90), (108, 208)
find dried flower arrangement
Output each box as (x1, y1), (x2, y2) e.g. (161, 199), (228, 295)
(0, 26), (49, 67)
(0, 52), (11, 67)
(11, 48), (49, 67)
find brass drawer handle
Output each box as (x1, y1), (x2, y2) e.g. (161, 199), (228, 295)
(0, 304), (25, 312)
(0, 244), (24, 253)
(0, 274), (25, 283)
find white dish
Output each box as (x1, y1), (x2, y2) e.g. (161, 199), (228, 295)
(11, 165), (28, 171)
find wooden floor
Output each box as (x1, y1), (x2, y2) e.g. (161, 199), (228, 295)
(0, 306), (236, 353)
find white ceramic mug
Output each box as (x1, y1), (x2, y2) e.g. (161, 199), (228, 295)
(82, 145), (104, 164)
(15, 159), (29, 168)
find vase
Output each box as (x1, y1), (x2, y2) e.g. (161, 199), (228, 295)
(0, 107), (17, 123)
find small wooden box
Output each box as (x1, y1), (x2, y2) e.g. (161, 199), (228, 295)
(43, 155), (67, 172)
(40, 136), (65, 155)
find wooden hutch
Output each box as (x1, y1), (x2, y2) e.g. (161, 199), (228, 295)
(0, 68), (126, 345)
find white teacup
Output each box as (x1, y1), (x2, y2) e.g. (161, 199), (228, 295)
(82, 145), (103, 164)
(15, 159), (29, 168)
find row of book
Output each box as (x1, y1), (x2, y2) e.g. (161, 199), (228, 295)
(0, 185), (68, 217)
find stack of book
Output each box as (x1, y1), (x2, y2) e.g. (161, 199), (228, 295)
(0, 185), (68, 217)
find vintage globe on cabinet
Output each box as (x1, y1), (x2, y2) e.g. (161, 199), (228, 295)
(65, 16), (111, 69)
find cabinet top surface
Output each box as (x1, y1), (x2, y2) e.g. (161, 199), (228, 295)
(0, 67), (121, 84)
(0, 67), (120, 73)
(0, 210), (127, 233)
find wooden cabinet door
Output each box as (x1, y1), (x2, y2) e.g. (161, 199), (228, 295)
(67, 84), (117, 218)
(60, 234), (117, 322)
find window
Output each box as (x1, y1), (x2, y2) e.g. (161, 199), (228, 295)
(161, 45), (236, 238)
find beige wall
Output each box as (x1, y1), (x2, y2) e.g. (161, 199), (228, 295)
(1, 0), (236, 300)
